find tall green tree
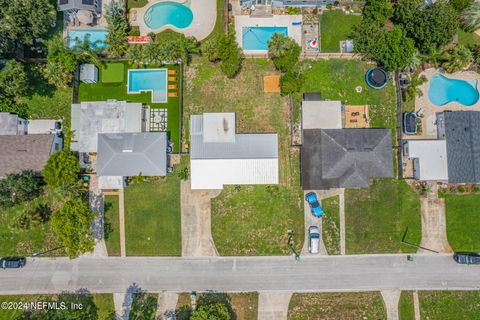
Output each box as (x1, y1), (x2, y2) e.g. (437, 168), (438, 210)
(441, 44), (473, 72)
(191, 304), (231, 320)
(0, 96), (29, 118)
(268, 33), (301, 72)
(403, 71), (427, 101)
(363, 0), (393, 24)
(393, 0), (422, 25)
(450, 0), (473, 13)
(378, 26), (415, 71)
(216, 32), (242, 78)
(462, 2), (480, 32)
(52, 198), (95, 259)
(0, 60), (28, 99)
(129, 293), (158, 320)
(0, 172), (43, 208)
(44, 36), (78, 88)
(42, 150), (80, 188)
(200, 37), (219, 62)
(105, 0), (128, 57)
(127, 44), (144, 66)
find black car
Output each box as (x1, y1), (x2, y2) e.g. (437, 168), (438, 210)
(0, 257), (26, 269)
(453, 253), (480, 265)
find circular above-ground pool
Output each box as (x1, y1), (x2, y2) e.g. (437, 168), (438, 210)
(428, 74), (479, 106)
(144, 2), (193, 30)
(365, 68), (388, 89)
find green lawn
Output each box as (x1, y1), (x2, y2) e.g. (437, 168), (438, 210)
(445, 194), (480, 252)
(399, 291), (415, 320)
(345, 179), (421, 254)
(0, 294), (115, 319)
(321, 196), (341, 255)
(419, 291), (480, 320)
(457, 29), (480, 47)
(104, 195), (121, 256)
(184, 57), (304, 255)
(320, 10), (361, 52)
(127, 0), (148, 9)
(101, 63), (125, 83)
(288, 292), (386, 320)
(124, 176), (181, 256)
(78, 62), (181, 152)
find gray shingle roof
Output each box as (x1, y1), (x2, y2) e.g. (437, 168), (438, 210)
(57, 0), (101, 12)
(444, 111), (480, 183)
(96, 132), (167, 177)
(0, 135), (54, 177)
(301, 129), (393, 189)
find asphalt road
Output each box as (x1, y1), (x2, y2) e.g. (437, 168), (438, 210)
(1, 254), (479, 294)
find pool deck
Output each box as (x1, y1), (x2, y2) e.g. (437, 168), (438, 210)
(234, 15), (303, 55)
(412, 68), (480, 139)
(129, 0), (216, 41)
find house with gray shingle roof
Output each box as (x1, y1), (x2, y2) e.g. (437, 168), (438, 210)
(301, 129), (394, 190)
(57, 0), (101, 13)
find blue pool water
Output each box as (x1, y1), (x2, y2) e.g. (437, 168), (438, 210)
(242, 27), (288, 50)
(144, 2), (193, 29)
(67, 30), (108, 49)
(128, 69), (168, 103)
(428, 74), (479, 106)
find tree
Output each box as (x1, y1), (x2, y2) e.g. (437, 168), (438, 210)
(44, 36), (78, 88)
(0, 60), (28, 99)
(42, 151), (80, 188)
(127, 44), (145, 66)
(393, 0), (422, 26)
(0, 172), (43, 208)
(0, 96), (29, 118)
(105, 0), (128, 57)
(129, 293), (158, 320)
(201, 36), (220, 62)
(462, 2), (480, 32)
(403, 72), (427, 101)
(268, 33), (301, 72)
(363, 0), (393, 25)
(191, 303), (231, 320)
(52, 198), (95, 259)
(441, 45), (473, 72)
(280, 69), (304, 96)
(217, 32), (242, 78)
(450, 0), (473, 13)
(70, 36), (103, 68)
(174, 35), (199, 64)
(378, 26), (415, 71)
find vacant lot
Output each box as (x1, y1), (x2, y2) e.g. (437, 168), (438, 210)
(320, 11), (361, 52)
(419, 291), (480, 320)
(184, 57), (304, 255)
(104, 195), (121, 256)
(288, 292), (386, 320)
(124, 177), (181, 256)
(322, 196), (341, 255)
(345, 179), (421, 254)
(445, 194), (480, 252)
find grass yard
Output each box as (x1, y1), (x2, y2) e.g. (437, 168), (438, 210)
(345, 179), (421, 254)
(184, 57), (304, 255)
(321, 195), (341, 255)
(104, 195), (121, 256)
(398, 291), (415, 320)
(288, 292), (386, 320)
(78, 62), (181, 152)
(124, 177), (181, 256)
(320, 10), (361, 52)
(445, 194), (480, 252)
(0, 294), (115, 319)
(419, 291), (480, 320)
(457, 29), (480, 47)
(127, 0), (148, 9)
(176, 292), (258, 320)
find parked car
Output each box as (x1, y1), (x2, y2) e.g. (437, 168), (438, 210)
(305, 192), (323, 217)
(0, 257), (26, 269)
(308, 226), (320, 254)
(453, 252), (480, 265)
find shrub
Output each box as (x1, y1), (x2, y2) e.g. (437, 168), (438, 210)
(268, 33), (301, 72)
(42, 150), (80, 188)
(280, 70), (304, 96)
(0, 172), (43, 208)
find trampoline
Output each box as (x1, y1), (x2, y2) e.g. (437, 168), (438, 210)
(365, 68), (388, 89)
(403, 112), (418, 135)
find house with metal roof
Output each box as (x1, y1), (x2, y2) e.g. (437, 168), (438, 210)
(301, 129), (394, 190)
(406, 111), (480, 183)
(190, 113), (279, 190)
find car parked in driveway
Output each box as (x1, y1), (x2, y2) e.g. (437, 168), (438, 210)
(308, 226), (320, 254)
(453, 252), (480, 265)
(305, 192), (323, 217)
(0, 257), (26, 269)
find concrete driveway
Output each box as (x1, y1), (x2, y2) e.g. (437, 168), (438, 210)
(301, 191), (326, 255)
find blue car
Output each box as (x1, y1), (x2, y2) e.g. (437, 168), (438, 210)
(305, 192), (323, 217)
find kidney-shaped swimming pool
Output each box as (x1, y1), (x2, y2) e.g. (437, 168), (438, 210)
(428, 74), (479, 107)
(144, 2), (193, 30)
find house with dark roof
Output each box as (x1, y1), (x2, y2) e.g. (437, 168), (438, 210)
(406, 111), (480, 183)
(57, 0), (101, 13)
(0, 113), (27, 135)
(301, 129), (394, 190)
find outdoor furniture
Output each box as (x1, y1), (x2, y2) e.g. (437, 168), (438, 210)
(168, 84), (177, 90)
(168, 76), (177, 82)
(168, 69), (177, 75)
(168, 92), (178, 97)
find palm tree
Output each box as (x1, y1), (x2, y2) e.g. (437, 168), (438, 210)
(71, 35), (103, 68)
(142, 42), (162, 66)
(462, 2), (480, 32)
(127, 45), (144, 67)
(441, 45), (473, 73)
(404, 72), (428, 102)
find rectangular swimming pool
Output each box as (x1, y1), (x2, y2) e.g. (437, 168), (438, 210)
(67, 30), (108, 49)
(242, 26), (288, 51)
(127, 69), (168, 103)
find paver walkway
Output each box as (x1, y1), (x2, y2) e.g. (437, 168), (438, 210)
(180, 180), (219, 257)
(418, 182), (452, 253)
(118, 188), (126, 257)
(381, 289), (401, 320)
(257, 292), (292, 320)
(156, 292), (178, 320)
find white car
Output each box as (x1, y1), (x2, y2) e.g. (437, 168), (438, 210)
(308, 226), (320, 254)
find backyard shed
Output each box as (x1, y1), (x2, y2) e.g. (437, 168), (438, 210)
(80, 63), (98, 83)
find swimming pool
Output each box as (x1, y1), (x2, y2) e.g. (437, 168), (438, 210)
(67, 30), (108, 49)
(127, 69), (168, 103)
(144, 2), (193, 30)
(428, 74), (479, 106)
(242, 27), (288, 51)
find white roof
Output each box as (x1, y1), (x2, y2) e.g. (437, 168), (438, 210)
(202, 113), (236, 143)
(79, 64), (98, 82)
(302, 100), (342, 130)
(191, 159), (279, 189)
(407, 140), (448, 181)
(28, 120), (59, 134)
